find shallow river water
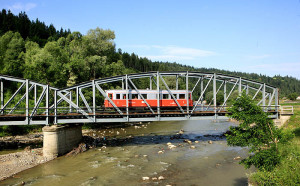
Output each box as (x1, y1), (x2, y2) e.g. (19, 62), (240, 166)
(2, 120), (254, 186)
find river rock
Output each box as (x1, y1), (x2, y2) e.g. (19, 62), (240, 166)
(142, 177), (150, 181)
(158, 150), (164, 154)
(158, 176), (165, 180)
(168, 144), (177, 149)
(190, 146), (196, 149)
(234, 156), (241, 160)
(208, 140), (213, 144)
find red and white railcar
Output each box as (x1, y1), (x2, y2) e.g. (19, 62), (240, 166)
(104, 90), (193, 108)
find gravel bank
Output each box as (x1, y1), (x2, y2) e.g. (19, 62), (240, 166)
(0, 148), (54, 181)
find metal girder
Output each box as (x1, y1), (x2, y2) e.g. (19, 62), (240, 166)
(126, 75), (129, 121)
(128, 78), (155, 114)
(30, 86), (46, 118)
(94, 83), (123, 115)
(186, 72), (189, 114)
(191, 75), (213, 113)
(8, 84), (34, 114)
(219, 79), (239, 111)
(0, 82), (26, 113)
(252, 84), (263, 100)
(57, 91), (94, 122)
(48, 91), (70, 109)
(157, 72), (160, 117)
(79, 88), (92, 113)
(159, 75), (184, 113)
(268, 90), (275, 107)
(191, 77), (202, 93)
(205, 80), (225, 111)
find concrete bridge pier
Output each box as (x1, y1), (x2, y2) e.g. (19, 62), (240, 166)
(42, 124), (82, 158)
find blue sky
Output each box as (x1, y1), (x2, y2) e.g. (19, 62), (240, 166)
(1, 0), (300, 79)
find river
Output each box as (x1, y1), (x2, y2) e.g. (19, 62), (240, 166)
(1, 120), (254, 186)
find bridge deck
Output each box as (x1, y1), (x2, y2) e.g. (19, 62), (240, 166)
(0, 110), (279, 125)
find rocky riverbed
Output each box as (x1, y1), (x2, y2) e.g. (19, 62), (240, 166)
(1, 120), (252, 185)
(0, 148), (54, 181)
(0, 133), (43, 151)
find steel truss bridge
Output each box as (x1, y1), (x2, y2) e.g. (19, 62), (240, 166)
(0, 72), (279, 126)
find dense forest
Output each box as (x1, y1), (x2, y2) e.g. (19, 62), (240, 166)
(0, 9), (299, 97)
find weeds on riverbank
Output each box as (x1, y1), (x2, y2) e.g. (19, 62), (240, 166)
(249, 102), (300, 185)
(0, 125), (43, 137)
(249, 137), (300, 185)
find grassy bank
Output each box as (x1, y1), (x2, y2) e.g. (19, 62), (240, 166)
(0, 125), (43, 137)
(249, 102), (300, 185)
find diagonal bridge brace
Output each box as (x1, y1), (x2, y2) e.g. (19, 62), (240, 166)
(1, 82), (26, 113)
(94, 83), (123, 115)
(218, 79), (239, 111)
(79, 88), (93, 113)
(191, 76), (213, 114)
(29, 86), (47, 118)
(57, 91), (94, 122)
(8, 84), (35, 114)
(205, 81), (225, 111)
(159, 75), (184, 113)
(128, 78), (155, 114)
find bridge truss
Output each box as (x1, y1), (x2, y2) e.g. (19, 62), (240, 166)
(0, 72), (279, 125)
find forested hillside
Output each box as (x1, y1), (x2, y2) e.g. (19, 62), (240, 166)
(0, 9), (299, 97)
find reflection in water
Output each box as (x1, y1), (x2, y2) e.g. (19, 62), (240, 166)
(1, 120), (253, 186)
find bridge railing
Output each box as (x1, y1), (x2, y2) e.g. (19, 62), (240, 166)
(280, 105), (294, 115)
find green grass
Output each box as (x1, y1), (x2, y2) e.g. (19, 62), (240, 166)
(249, 102), (300, 185)
(0, 125), (43, 137)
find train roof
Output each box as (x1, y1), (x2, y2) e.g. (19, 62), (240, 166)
(105, 89), (192, 93)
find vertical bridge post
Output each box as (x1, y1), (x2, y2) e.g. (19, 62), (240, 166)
(26, 79), (29, 124)
(263, 83), (266, 112)
(223, 80), (226, 111)
(0, 79), (3, 114)
(126, 75), (129, 121)
(92, 80), (96, 122)
(213, 73), (217, 118)
(54, 90), (57, 124)
(186, 72), (189, 115)
(157, 72), (160, 120)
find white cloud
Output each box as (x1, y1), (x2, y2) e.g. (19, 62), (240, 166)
(8, 2), (37, 12)
(126, 45), (216, 62)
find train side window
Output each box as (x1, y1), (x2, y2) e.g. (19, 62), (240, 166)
(116, 94), (120, 99)
(108, 93), (113, 99)
(179, 94), (185, 99)
(141, 94), (147, 99)
(123, 95), (126, 99)
(163, 94), (169, 99)
(132, 94), (138, 99)
(172, 94), (177, 99)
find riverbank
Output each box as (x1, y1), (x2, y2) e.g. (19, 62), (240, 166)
(249, 103), (300, 185)
(0, 148), (54, 181)
(0, 132), (46, 181)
